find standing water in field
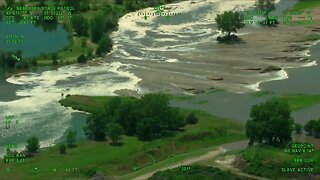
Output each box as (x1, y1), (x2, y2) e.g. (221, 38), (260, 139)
(0, 20), (68, 57)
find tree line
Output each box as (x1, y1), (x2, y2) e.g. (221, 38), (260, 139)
(84, 93), (197, 144)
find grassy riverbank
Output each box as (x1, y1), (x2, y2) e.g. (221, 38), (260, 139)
(149, 165), (245, 180)
(274, 94), (320, 111)
(0, 95), (246, 179)
(239, 145), (320, 179)
(292, 0), (320, 10)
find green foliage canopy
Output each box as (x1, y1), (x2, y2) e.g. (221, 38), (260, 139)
(59, 144), (66, 154)
(257, 0), (276, 15)
(215, 11), (245, 36)
(304, 119), (320, 137)
(107, 122), (124, 144)
(246, 99), (294, 147)
(83, 93), (186, 142)
(84, 113), (109, 141)
(66, 130), (77, 148)
(71, 15), (89, 36)
(26, 136), (40, 153)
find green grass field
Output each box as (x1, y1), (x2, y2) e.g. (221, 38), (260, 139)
(292, 0), (320, 10)
(149, 165), (244, 180)
(274, 94), (320, 111)
(240, 145), (320, 178)
(251, 90), (275, 97)
(0, 96), (246, 179)
(59, 95), (136, 113)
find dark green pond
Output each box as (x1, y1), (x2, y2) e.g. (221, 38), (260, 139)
(0, 20), (69, 58)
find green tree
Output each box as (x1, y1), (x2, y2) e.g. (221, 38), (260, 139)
(117, 100), (139, 136)
(17, 0), (26, 8)
(64, 0), (80, 12)
(26, 136), (40, 153)
(246, 99), (294, 147)
(52, 53), (58, 65)
(59, 144), (66, 154)
(87, 49), (93, 58)
(124, 1), (136, 11)
(138, 93), (184, 132)
(186, 113), (199, 124)
(51, 53), (58, 61)
(137, 117), (160, 141)
(95, 36), (112, 56)
(5, 53), (16, 68)
(32, 58), (38, 66)
(294, 123), (302, 134)
(84, 113), (108, 141)
(0, 54), (6, 67)
(5, 0), (15, 7)
(104, 12), (118, 30)
(107, 122), (124, 144)
(66, 130), (77, 148)
(167, 108), (185, 131)
(80, 0), (90, 12)
(256, 0), (276, 25)
(115, 0), (123, 5)
(104, 96), (122, 118)
(71, 15), (88, 36)
(215, 11), (245, 37)
(81, 37), (87, 48)
(314, 120), (320, 138)
(304, 120), (316, 136)
(91, 13), (105, 43)
(98, 93), (186, 141)
(37, 0), (46, 6)
(77, 54), (87, 63)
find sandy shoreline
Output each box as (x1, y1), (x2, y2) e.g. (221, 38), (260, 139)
(111, 2), (320, 95)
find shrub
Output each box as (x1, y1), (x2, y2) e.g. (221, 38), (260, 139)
(77, 54), (87, 63)
(294, 123), (302, 134)
(26, 136), (40, 153)
(52, 59), (58, 66)
(31, 58), (37, 66)
(66, 130), (77, 148)
(84, 168), (97, 178)
(185, 113), (198, 124)
(304, 120), (317, 136)
(59, 144), (66, 154)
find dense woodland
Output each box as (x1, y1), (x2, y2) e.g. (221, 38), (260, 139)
(83, 93), (188, 143)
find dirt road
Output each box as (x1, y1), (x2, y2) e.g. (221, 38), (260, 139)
(134, 147), (226, 180)
(133, 140), (249, 180)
